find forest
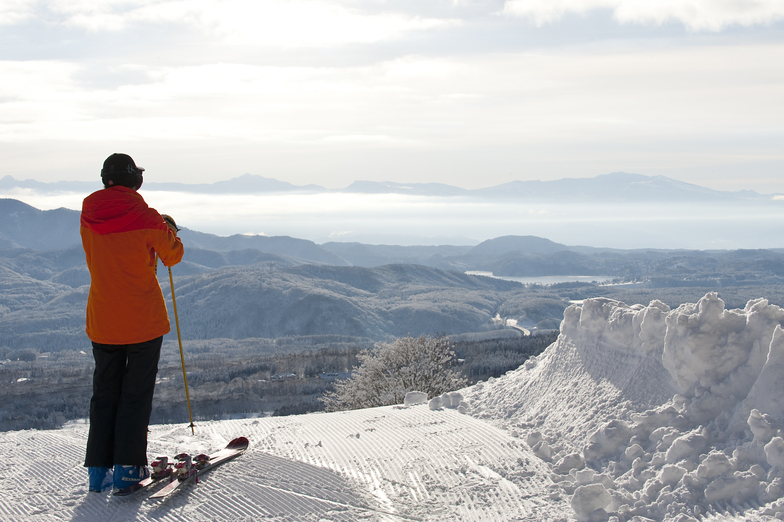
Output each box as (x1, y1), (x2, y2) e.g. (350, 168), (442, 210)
(0, 331), (558, 431)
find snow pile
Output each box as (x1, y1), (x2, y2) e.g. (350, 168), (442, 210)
(466, 292), (784, 520)
(428, 390), (469, 413)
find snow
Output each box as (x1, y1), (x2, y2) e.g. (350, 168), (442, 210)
(3, 292), (784, 520)
(404, 391), (428, 405)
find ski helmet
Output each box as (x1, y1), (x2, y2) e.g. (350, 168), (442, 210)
(101, 153), (144, 189)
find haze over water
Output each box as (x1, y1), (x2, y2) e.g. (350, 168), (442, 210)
(5, 187), (783, 250)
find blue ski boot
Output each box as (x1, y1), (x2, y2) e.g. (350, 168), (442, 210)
(88, 466), (113, 492)
(113, 464), (150, 490)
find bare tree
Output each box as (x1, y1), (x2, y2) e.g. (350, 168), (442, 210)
(321, 335), (468, 412)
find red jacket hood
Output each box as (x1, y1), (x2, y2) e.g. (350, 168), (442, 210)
(80, 187), (161, 235)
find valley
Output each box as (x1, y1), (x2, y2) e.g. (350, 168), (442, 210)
(2, 197), (784, 431)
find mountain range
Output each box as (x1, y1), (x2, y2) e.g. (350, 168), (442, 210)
(3, 198), (784, 277)
(4, 197), (784, 354)
(0, 198), (568, 351)
(0, 198), (589, 268)
(0, 171), (773, 200)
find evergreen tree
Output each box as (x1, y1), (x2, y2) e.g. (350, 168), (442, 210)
(321, 335), (468, 412)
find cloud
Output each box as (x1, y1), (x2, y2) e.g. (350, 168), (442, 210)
(319, 134), (419, 147)
(197, 1), (461, 46)
(13, 0), (459, 46)
(0, 55), (474, 143)
(0, 0), (36, 26)
(3, 40), (783, 185)
(502, 0), (784, 31)
(328, 230), (354, 238)
(2, 1), (784, 193)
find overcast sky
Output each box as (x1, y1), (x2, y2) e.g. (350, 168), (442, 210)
(2, 1), (783, 192)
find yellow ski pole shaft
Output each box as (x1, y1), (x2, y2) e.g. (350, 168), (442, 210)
(168, 265), (195, 435)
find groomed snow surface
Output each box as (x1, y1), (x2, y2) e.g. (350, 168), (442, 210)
(4, 292), (784, 521)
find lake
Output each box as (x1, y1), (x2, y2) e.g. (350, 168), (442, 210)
(465, 272), (614, 285)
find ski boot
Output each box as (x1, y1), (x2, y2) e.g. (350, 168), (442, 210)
(88, 466), (113, 492)
(113, 464), (150, 490)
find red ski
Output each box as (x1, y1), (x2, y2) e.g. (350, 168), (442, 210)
(148, 437), (249, 500)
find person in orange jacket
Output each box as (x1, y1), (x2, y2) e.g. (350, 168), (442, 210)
(81, 153), (184, 492)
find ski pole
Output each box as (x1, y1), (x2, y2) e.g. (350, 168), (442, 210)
(168, 265), (196, 435)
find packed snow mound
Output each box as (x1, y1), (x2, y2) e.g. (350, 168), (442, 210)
(466, 292), (784, 520)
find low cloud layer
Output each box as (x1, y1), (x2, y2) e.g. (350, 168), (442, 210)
(5, 188), (784, 250)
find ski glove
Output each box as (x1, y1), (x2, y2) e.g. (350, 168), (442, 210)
(161, 214), (180, 236)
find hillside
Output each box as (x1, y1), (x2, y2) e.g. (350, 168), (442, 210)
(162, 264), (522, 340)
(3, 292), (784, 521)
(0, 260), (536, 352)
(179, 229), (347, 266)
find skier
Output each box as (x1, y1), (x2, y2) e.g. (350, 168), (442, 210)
(81, 153), (184, 492)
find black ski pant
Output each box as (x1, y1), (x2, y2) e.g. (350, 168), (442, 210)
(84, 337), (162, 468)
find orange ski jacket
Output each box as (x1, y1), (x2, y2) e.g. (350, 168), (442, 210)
(80, 186), (184, 345)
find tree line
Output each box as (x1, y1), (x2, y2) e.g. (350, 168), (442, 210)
(0, 331), (558, 431)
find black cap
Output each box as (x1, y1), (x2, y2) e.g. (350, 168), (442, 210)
(101, 153), (144, 189)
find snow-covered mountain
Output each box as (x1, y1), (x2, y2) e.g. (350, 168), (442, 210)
(4, 292), (784, 521)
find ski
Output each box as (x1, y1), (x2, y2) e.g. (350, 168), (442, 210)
(148, 436), (249, 500)
(113, 456), (175, 496)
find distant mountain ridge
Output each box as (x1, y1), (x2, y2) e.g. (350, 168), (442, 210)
(0, 199), (357, 270)
(146, 174), (326, 194)
(0, 199), (81, 251)
(4, 198), (781, 275)
(468, 172), (752, 201)
(0, 174), (326, 195)
(0, 198), (622, 274)
(0, 172), (769, 200)
(468, 236), (567, 256)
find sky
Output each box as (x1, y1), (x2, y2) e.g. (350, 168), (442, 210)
(1, 0), (784, 193)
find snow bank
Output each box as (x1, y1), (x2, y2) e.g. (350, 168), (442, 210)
(404, 391), (428, 405)
(465, 292), (784, 521)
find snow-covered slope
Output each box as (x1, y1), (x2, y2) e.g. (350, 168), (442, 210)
(4, 292), (784, 521)
(0, 405), (561, 521)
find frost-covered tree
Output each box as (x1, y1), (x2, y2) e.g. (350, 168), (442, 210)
(320, 335), (468, 412)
